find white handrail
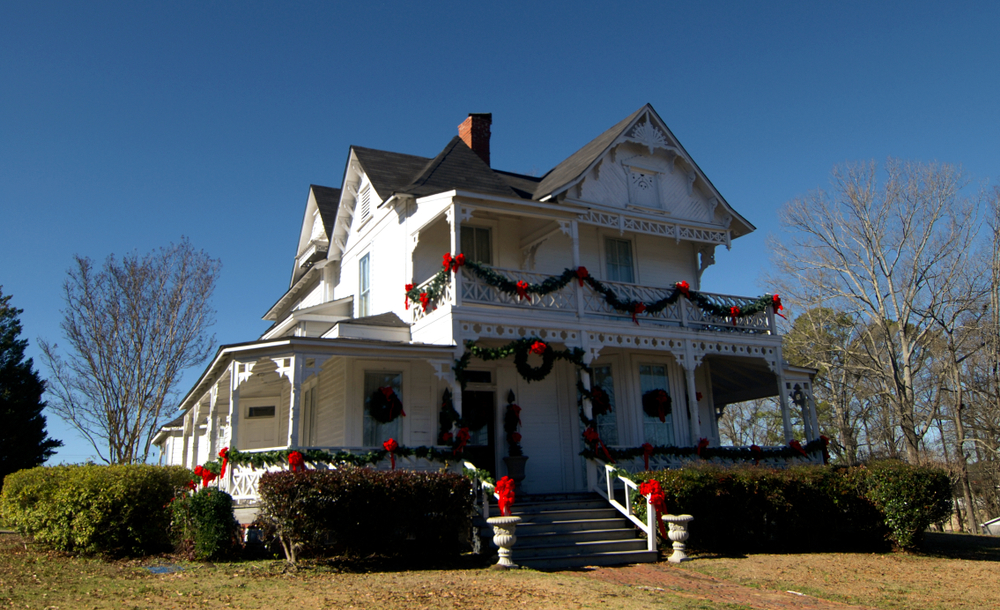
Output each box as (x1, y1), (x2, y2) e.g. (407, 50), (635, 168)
(593, 460), (657, 552)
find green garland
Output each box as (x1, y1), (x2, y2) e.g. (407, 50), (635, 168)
(407, 253), (781, 323)
(579, 438), (829, 463)
(226, 444), (465, 470)
(455, 338), (589, 388)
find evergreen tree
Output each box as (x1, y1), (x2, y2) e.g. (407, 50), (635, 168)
(0, 287), (61, 487)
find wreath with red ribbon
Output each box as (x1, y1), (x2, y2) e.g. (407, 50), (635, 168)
(367, 386), (406, 424)
(642, 389), (672, 422)
(590, 386), (612, 417)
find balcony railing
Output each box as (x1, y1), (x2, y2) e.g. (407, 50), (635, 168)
(416, 266), (774, 334)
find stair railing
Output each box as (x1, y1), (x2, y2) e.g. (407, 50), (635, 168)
(464, 460), (497, 520)
(591, 459), (657, 552)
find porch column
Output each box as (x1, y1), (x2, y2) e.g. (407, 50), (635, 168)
(570, 220), (585, 319)
(190, 403), (202, 466)
(228, 361), (243, 451)
(806, 382), (820, 441)
(451, 347), (464, 419)
(776, 362), (793, 443)
(580, 346), (595, 422)
(286, 355), (305, 447)
(684, 366), (701, 444)
(448, 203), (464, 307)
(181, 409), (193, 469)
(205, 384), (219, 458)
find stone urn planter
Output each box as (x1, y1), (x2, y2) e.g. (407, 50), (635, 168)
(502, 455), (528, 495)
(486, 515), (522, 569)
(662, 514), (694, 563)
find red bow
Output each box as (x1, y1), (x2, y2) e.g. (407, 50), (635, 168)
(419, 292), (430, 311)
(452, 253), (465, 269)
(750, 444), (762, 465)
(453, 427), (471, 455)
(496, 476), (516, 516)
(219, 447), (229, 478)
(404, 283), (414, 309)
(730, 306), (741, 325)
(185, 480), (197, 491)
(590, 387), (611, 414)
(383, 438), (399, 469)
(442, 253), (453, 270)
(193, 465), (216, 487)
(676, 281), (691, 299)
(583, 426), (615, 463)
(789, 439), (807, 457)
(639, 480), (668, 538)
(529, 340), (547, 355)
(631, 301), (646, 324)
(441, 432), (453, 443)
(515, 280), (529, 300)
(772, 294), (786, 319)
(696, 392), (703, 402)
(576, 266), (589, 287)
(641, 442), (653, 471)
(696, 437), (710, 457)
(510, 404), (522, 426)
(511, 432), (521, 443)
(288, 450), (305, 472)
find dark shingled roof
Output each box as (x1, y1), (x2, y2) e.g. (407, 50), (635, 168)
(310, 184), (340, 240)
(533, 105), (648, 200)
(352, 147), (432, 200)
(401, 136), (519, 198)
(338, 311), (409, 328)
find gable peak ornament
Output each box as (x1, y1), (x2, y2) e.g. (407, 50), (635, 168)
(628, 120), (669, 154)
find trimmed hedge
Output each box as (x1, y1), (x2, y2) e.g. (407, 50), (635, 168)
(170, 487), (242, 560)
(256, 467), (473, 563)
(632, 460), (951, 552)
(0, 464), (192, 556)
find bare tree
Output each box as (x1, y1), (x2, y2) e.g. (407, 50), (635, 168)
(771, 159), (983, 463)
(40, 239), (220, 464)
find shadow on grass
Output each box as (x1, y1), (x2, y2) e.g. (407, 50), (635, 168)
(916, 531), (1000, 562)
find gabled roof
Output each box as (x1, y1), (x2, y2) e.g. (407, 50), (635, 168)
(310, 184), (341, 240)
(351, 147), (432, 200)
(401, 136), (520, 198)
(533, 106), (647, 200)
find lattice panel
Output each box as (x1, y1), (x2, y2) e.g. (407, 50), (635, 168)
(461, 268), (576, 311)
(578, 209), (729, 246)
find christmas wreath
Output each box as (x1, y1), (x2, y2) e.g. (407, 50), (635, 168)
(642, 389), (672, 422)
(513, 340), (556, 382)
(590, 386), (612, 417)
(367, 386), (406, 424)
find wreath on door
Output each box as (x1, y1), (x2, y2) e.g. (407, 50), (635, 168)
(367, 386), (406, 423)
(642, 389), (672, 423)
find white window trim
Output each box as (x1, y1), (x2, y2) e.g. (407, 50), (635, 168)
(357, 250), (371, 318)
(598, 231), (640, 285)
(348, 359), (413, 446)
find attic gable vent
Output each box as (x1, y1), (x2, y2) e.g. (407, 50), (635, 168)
(359, 186), (371, 221)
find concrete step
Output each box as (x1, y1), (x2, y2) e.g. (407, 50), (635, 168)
(513, 538), (648, 560)
(514, 517), (630, 534)
(517, 549), (659, 570)
(511, 506), (621, 522)
(517, 527), (641, 547)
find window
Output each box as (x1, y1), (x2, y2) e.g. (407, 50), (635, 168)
(359, 186), (371, 221)
(363, 370), (402, 446)
(640, 364), (673, 446)
(358, 253), (370, 317)
(605, 238), (634, 283)
(247, 406), (275, 419)
(461, 226), (492, 265)
(591, 365), (618, 445)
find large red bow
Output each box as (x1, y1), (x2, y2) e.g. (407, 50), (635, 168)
(453, 427), (471, 455)
(729, 306), (741, 325)
(750, 444), (763, 465)
(496, 476), (516, 516)
(696, 437), (710, 457)
(772, 294), (786, 319)
(288, 450), (305, 472)
(193, 465), (216, 487)
(789, 439), (807, 457)
(576, 266), (589, 287)
(419, 292), (430, 312)
(442, 253), (453, 270)
(676, 281), (691, 299)
(639, 480), (668, 538)
(515, 280), (529, 300)
(218, 447), (229, 478)
(529, 341), (547, 355)
(383, 438), (399, 469)
(654, 389), (670, 423)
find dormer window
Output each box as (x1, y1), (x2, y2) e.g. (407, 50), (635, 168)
(359, 186), (371, 221)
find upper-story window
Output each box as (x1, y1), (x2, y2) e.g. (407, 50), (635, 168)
(461, 226), (492, 265)
(358, 253), (370, 317)
(605, 237), (634, 283)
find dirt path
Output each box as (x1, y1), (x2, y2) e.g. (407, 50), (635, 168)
(569, 562), (876, 610)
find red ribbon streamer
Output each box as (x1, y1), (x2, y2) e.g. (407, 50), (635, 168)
(576, 266), (589, 287)
(515, 280), (529, 300)
(654, 389), (670, 423)
(193, 465), (216, 487)
(639, 480), (668, 538)
(219, 447), (229, 478)
(696, 437), (709, 457)
(730, 306), (741, 325)
(453, 427), (471, 456)
(383, 438), (398, 469)
(750, 444), (762, 465)
(404, 283), (414, 309)
(452, 253), (465, 270)
(584, 426), (615, 463)
(772, 294), (786, 319)
(631, 302), (646, 324)
(641, 442), (653, 471)
(789, 439), (807, 457)
(419, 292), (430, 311)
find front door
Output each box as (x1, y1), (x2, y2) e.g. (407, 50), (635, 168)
(461, 390), (496, 478)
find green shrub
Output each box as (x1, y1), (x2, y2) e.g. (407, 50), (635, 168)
(0, 464), (192, 556)
(256, 467), (473, 563)
(170, 487), (241, 560)
(862, 460), (952, 549)
(632, 460), (950, 553)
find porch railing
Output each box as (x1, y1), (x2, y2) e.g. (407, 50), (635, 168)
(417, 265), (775, 333)
(589, 459), (657, 552)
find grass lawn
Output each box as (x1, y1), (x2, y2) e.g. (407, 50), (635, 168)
(0, 533), (750, 610)
(677, 532), (1000, 610)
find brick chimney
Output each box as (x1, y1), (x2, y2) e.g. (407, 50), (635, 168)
(458, 113), (492, 166)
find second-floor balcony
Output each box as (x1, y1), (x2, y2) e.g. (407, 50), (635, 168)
(412, 265), (776, 334)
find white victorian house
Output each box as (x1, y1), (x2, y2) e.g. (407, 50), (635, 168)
(155, 105), (821, 503)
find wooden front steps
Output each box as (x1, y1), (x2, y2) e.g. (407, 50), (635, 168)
(488, 492), (658, 570)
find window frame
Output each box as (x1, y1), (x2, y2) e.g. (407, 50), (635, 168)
(460, 223), (496, 266)
(358, 251), (371, 317)
(603, 236), (636, 284)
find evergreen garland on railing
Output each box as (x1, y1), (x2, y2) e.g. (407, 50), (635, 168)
(405, 252), (784, 323)
(578, 437), (829, 463)
(226, 444), (465, 470)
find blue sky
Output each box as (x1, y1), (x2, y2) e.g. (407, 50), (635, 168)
(2, 1), (998, 463)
